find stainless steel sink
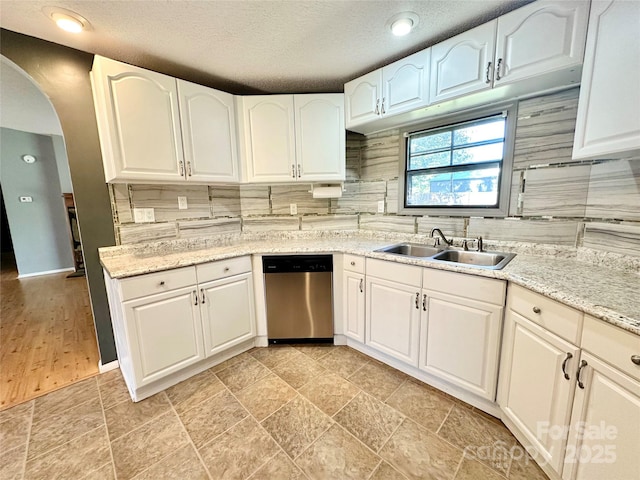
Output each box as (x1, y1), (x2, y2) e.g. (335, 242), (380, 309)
(375, 243), (442, 258)
(431, 250), (516, 270)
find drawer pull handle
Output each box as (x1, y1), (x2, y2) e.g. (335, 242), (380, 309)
(577, 360), (588, 389)
(350, 261), (356, 266)
(532, 306), (541, 314)
(159, 281), (165, 286)
(224, 267), (230, 272)
(631, 355), (640, 366)
(562, 352), (573, 380)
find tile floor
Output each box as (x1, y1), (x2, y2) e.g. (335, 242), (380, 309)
(0, 345), (549, 480)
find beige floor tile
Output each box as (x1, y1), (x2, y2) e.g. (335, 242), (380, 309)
(0, 414), (31, 452)
(380, 419), (463, 480)
(292, 344), (335, 361)
(271, 353), (326, 389)
(508, 450), (549, 480)
(199, 417), (279, 479)
(96, 368), (123, 386)
(261, 395), (333, 458)
(111, 412), (190, 480)
(215, 356), (271, 393)
(133, 444), (209, 480)
(370, 460), (409, 480)
(455, 457), (506, 480)
(298, 373), (360, 416)
(179, 389), (247, 447)
(0, 400), (33, 423)
(348, 360), (407, 401)
(104, 392), (171, 441)
(317, 347), (369, 378)
(386, 380), (454, 432)
(209, 351), (253, 373)
(250, 346), (301, 369)
(295, 424), (380, 479)
(164, 370), (225, 414)
(250, 451), (305, 480)
(438, 405), (516, 476)
(235, 374), (297, 421)
(28, 398), (104, 459)
(32, 377), (98, 423)
(334, 391), (404, 452)
(86, 462), (116, 480)
(24, 426), (111, 480)
(98, 374), (131, 410)
(0, 443), (27, 480)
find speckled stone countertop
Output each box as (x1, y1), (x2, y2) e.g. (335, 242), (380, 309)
(99, 231), (640, 336)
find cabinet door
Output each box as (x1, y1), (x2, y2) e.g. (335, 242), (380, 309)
(499, 311), (580, 474)
(419, 290), (503, 400)
(123, 286), (203, 387)
(91, 56), (184, 182)
(343, 270), (365, 343)
(344, 70), (382, 128)
(200, 272), (256, 357)
(495, 1), (589, 86)
(382, 49), (431, 116)
(294, 94), (345, 182)
(365, 276), (420, 366)
(430, 21), (497, 103)
(242, 95), (296, 182)
(177, 80), (239, 183)
(563, 352), (640, 480)
(572, 0), (640, 160)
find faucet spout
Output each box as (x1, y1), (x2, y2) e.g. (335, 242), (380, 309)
(429, 228), (453, 246)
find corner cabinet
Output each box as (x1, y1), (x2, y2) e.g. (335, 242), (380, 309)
(91, 55), (239, 183)
(572, 0), (640, 160)
(238, 94), (345, 183)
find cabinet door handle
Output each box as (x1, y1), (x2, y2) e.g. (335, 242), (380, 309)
(350, 261), (356, 266)
(187, 161), (192, 177)
(193, 290), (199, 306)
(359, 278), (363, 293)
(224, 267), (230, 273)
(415, 292), (419, 309)
(297, 164), (302, 178)
(375, 98), (380, 115)
(179, 160), (185, 176)
(485, 61), (492, 84)
(576, 360), (588, 389)
(422, 294), (427, 312)
(291, 164), (296, 178)
(159, 281), (165, 286)
(532, 306), (541, 314)
(381, 98), (386, 115)
(200, 288), (205, 304)
(631, 355), (640, 365)
(562, 352), (573, 380)
(496, 58), (503, 81)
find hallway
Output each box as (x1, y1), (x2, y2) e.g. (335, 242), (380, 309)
(0, 253), (100, 410)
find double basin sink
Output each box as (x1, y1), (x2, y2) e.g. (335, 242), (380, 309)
(375, 243), (516, 270)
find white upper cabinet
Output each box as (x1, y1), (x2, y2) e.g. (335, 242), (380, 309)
(91, 56), (240, 184)
(494, 1), (589, 86)
(240, 94), (345, 183)
(572, 0), (640, 160)
(91, 56), (185, 183)
(430, 21), (497, 104)
(345, 50), (430, 129)
(177, 80), (239, 183)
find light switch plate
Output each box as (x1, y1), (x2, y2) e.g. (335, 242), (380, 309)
(377, 200), (385, 213)
(178, 196), (188, 210)
(290, 203), (297, 215)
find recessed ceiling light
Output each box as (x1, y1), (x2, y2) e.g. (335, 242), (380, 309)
(42, 7), (91, 34)
(388, 12), (419, 37)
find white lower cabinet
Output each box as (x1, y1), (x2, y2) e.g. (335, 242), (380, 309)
(343, 257), (366, 343)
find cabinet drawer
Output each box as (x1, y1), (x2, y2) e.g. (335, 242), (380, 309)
(423, 268), (505, 306)
(196, 256), (252, 283)
(582, 315), (640, 383)
(366, 258), (421, 287)
(344, 254), (365, 274)
(508, 284), (583, 344)
(119, 267), (197, 302)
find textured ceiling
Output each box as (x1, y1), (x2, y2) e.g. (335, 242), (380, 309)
(0, 0), (533, 94)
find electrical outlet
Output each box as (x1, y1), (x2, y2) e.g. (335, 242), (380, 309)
(144, 208), (155, 222)
(19, 196), (33, 203)
(377, 200), (385, 213)
(133, 208), (145, 223)
(290, 203), (297, 215)
(178, 196), (188, 210)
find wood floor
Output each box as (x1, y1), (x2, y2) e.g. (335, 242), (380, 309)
(0, 253), (100, 410)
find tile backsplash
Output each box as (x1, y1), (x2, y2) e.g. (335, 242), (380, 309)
(109, 88), (640, 259)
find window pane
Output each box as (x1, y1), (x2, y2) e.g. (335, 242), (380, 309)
(408, 151), (450, 170)
(406, 166), (500, 207)
(410, 131), (451, 154)
(452, 143), (504, 166)
(453, 118), (505, 146)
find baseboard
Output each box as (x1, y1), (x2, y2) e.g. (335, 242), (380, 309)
(18, 267), (75, 278)
(99, 359), (120, 373)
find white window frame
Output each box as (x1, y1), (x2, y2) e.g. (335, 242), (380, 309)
(398, 102), (517, 217)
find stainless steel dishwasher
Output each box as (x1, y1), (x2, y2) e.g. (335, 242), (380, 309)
(262, 255), (333, 344)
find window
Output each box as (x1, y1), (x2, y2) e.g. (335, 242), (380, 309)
(399, 104), (516, 217)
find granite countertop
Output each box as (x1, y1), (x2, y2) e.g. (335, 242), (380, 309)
(99, 232), (640, 336)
